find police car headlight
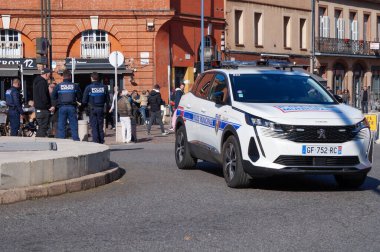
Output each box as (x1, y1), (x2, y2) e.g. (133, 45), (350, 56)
(245, 114), (283, 132)
(354, 118), (369, 132)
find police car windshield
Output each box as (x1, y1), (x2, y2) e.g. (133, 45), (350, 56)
(230, 74), (335, 104)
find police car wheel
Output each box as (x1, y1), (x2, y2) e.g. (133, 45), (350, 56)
(222, 136), (250, 188)
(334, 173), (367, 189)
(175, 126), (197, 169)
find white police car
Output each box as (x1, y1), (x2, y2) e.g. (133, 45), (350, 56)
(174, 65), (373, 188)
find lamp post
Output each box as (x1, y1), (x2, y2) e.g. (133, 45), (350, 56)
(201, 0), (205, 73)
(311, 0), (316, 74)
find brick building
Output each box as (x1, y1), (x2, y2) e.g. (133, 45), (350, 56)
(0, 0), (224, 102)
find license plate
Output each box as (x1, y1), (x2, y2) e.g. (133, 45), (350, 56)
(302, 145), (342, 156)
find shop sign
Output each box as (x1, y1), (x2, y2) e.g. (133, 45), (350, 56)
(0, 58), (36, 69)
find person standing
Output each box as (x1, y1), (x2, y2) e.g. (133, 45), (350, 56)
(146, 84), (168, 136)
(133, 90), (148, 125)
(82, 72), (109, 144)
(115, 90), (133, 143)
(174, 83), (185, 110)
(169, 83), (185, 131)
(33, 68), (55, 137)
(361, 86), (369, 114)
(5, 78), (24, 136)
(51, 70), (82, 141)
(342, 89), (349, 105)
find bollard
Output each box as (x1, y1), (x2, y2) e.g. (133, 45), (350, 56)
(78, 120), (88, 141)
(116, 124), (123, 143)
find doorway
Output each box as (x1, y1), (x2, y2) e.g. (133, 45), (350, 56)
(174, 67), (186, 89)
(352, 63), (365, 109)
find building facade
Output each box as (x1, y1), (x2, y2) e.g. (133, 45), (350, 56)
(0, 0), (174, 101)
(225, 0), (311, 65)
(0, 0), (225, 102)
(315, 0), (380, 108)
(156, 0), (225, 95)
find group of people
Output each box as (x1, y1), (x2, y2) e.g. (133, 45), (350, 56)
(5, 67), (184, 144)
(326, 86), (372, 113)
(6, 68), (110, 143)
(110, 84), (171, 143)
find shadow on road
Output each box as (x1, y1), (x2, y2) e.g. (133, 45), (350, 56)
(196, 161), (380, 193)
(110, 148), (144, 152)
(109, 161), (126, 178)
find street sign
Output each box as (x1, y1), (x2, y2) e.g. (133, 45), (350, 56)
(109, 51), (124, 68)
(364, 114), (378, 132)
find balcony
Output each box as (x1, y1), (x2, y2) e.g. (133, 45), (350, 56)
(80, 41), (110, 59)
(0, 41), (23, 58)
(315, 37), (379, 57)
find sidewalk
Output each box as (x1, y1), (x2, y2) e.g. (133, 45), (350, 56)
(103, 122), (175, 145)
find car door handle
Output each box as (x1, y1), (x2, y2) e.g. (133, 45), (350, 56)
(201, 109), (206, 113)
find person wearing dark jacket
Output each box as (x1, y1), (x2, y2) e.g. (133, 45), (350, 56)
(51, 70), (82, 141)
(146, 84), (168, 136)
(82, 72), (110, 144)
(33, 68), (55, 137)
(174, 83), (185, 110)
(5, 78), (24, 136)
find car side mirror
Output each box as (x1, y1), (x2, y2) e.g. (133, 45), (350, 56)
(334, 95), (344, 103)
(211, 91), (224, 104)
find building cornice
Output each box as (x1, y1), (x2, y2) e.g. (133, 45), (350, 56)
(229, 50), (310, 59)
(315, 52), (380, 59)
(227, 0), (311, 12)
(172, 13), (225, 24)
(0, 9), (175, 18)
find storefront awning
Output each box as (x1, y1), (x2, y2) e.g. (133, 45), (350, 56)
(65, 58), (132, 75)
(22, 69), (40, 76)
(0, 66), (19, 77)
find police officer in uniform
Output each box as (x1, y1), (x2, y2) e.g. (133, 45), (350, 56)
(5, 78), (24, 136)
(51, 70), (82, 140)
(82, 72), (109, 144)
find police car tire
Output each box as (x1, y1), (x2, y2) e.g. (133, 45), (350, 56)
(334, 173), (367, 189)
(175, 126), (197, 170)
(222, 136), (250, 188)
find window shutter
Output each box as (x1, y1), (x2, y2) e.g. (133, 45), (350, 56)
(337, 19), (344, 39)
(320, 16), (324, 37)
(323, 16), (330, 37)
(353, 20), (358, 40)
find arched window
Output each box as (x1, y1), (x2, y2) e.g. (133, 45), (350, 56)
(81, 30), (109, 59)
(0, 29), (22, 58)
(198, 36), (216, 62)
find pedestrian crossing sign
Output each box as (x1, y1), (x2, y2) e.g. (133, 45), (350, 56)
(364, 114), (377, 132)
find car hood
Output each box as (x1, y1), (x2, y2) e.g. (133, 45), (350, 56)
(234, 103), (364, 125)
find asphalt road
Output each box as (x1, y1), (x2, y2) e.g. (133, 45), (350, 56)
(1, 137), (380, 251)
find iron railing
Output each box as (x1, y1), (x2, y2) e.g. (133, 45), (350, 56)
(80, 41), (110, 59)
(315, 37), (378, 56)
(0, 41), (23, 58)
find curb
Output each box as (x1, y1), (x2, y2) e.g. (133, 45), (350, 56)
(0, 167), (123, 205)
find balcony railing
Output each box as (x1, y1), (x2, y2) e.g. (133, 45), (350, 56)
(0, 41), (23, 58)
(315, 37), (379, 56)
(80, 41), (110, 59)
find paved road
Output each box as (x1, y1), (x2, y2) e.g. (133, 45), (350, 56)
(1, 136), (380, 251)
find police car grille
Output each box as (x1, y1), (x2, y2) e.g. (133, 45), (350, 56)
(274, 156), (360, 166)
(264, 125), (358, 143)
